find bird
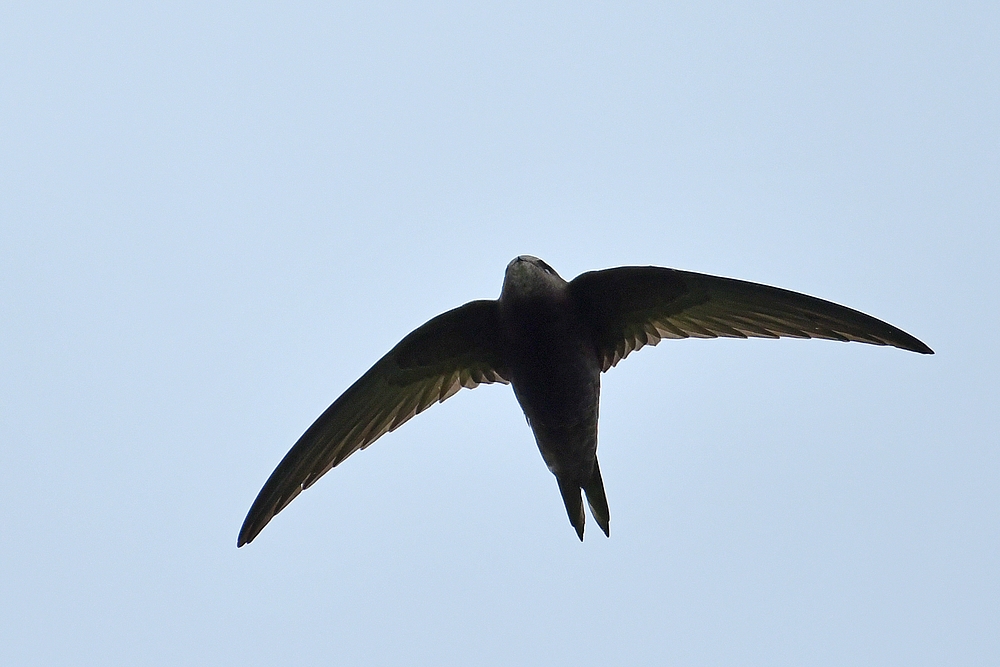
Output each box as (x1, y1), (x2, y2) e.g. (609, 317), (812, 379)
(237, 256), (932, 546)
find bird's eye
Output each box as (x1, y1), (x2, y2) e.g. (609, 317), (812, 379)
(537, 261), (555, 275)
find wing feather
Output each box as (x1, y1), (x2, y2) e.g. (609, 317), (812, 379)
(238, 300), (508, 546)
(570, 266), (933, 371)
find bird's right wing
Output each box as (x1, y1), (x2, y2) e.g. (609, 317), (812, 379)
(238, 299), (509, 546)
(569, 266), (933, 372)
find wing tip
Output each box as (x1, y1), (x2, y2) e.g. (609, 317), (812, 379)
(237, 516), (264, 548)
(892, 334), (934, 355)
(238, 499), (283, 547)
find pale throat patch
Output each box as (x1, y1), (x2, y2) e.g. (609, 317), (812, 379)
(503, 261), (558, 300)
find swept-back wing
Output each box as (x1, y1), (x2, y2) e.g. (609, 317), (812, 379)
(570, 267), (932, 371)
(238, 300), (508, 546)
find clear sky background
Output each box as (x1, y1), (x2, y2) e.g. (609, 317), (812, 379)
(2, 2), (997, 665)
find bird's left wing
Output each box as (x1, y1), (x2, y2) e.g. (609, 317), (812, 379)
(238, 299), (508, 546)
(569, 266), (933, 372)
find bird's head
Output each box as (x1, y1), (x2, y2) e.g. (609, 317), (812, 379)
(500, 255), (567, 303)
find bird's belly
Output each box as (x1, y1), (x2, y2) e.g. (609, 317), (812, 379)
(509, 355), (601, 481)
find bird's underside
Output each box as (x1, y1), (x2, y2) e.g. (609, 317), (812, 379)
(237, 256), (932, 546)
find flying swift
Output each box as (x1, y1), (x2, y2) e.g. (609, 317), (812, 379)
(238, 256), (932, 545)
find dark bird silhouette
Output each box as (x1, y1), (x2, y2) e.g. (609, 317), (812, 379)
(238, 256), (932, 545)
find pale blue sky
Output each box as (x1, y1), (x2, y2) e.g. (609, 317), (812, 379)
(2, 2), (997, 665)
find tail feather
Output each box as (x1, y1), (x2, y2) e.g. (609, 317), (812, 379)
(556, 459), (611, 541)
(583, 459), (610, 538)
(557, 478), (585, 541)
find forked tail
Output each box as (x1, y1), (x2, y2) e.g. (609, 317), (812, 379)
(556, 458), (610, 540)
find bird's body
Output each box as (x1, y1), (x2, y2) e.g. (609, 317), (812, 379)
(238, 256), (932, 546)
(499, 258), (607, 538)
